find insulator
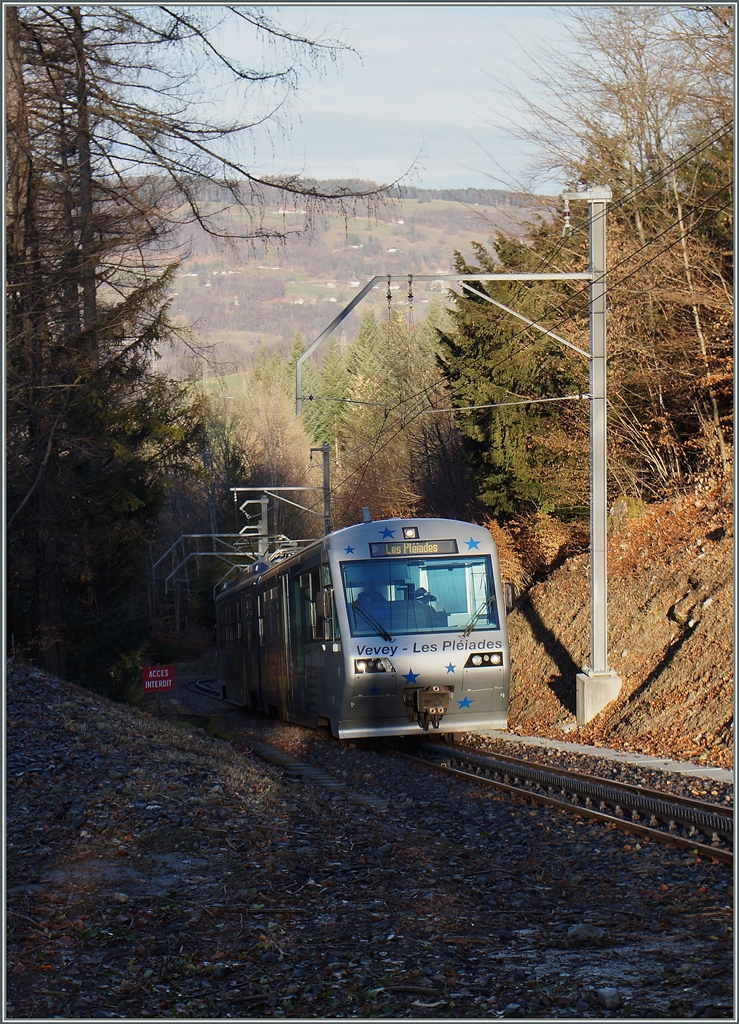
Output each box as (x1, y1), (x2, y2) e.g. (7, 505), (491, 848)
(561, 198), (572, 237)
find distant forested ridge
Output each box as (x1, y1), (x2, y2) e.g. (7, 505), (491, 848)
(180, 179), (533, 208)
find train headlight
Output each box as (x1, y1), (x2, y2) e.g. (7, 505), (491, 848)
(354, 658), (394, 674)
(465, 650), (503, 668)
(402, 526), (419, 539)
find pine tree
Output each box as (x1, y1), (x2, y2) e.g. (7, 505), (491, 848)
(345, 310), (387, 401)
(438, 237), (590, 517)
(307, 338), (351, 447)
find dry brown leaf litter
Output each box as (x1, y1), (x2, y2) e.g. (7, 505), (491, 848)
(503, 482), (733, 767)
(6, 660), (733, 1020)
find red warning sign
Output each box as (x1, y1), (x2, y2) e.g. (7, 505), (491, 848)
(142, 665), (175, 692)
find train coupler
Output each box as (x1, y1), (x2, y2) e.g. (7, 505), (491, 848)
(403, 684), (453, 732)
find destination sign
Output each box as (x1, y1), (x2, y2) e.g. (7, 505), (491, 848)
(369, 540), (459, 558)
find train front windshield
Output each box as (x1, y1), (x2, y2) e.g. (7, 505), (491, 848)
(341, 556), (499, 637)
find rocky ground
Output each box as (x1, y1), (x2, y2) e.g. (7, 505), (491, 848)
(6, 659), (733, 1020)
(503, 481), (733, 767)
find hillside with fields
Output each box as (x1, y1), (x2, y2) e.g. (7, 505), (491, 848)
(164, 186), (551, 374)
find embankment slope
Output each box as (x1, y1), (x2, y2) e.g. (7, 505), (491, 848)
(505, 483), (733, 768)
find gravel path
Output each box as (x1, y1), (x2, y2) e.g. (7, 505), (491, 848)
(6, 659), (734, 1019)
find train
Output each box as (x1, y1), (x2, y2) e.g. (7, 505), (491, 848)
(216, 515), (510, 739)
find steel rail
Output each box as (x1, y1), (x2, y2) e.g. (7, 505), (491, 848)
(175, 683), (732, 864)
(387, 749), (732, 867)
(440, 744), (733, 818)
(421, 744), (733, 835)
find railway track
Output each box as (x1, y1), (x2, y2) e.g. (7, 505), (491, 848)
(388, 741), (733, 866)
(182, 682), (733, 866)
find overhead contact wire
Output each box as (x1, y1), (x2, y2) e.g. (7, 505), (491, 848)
(305, 134), (732, 484)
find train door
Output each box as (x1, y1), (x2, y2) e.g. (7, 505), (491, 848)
(259, 575), (290, 719)
(288, 560), (324, 726)
(243, 587), (260, 709)
(320, 560), (344, 733)
(218, 593), (243, 704)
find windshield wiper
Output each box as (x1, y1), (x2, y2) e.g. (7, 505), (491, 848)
(352, 601), (393, 642)
(459, 596), (495, 638)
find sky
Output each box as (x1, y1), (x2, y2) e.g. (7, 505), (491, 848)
(210, 4), (573, 191)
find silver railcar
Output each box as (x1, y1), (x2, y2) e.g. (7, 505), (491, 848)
(216, 516), (510, 738)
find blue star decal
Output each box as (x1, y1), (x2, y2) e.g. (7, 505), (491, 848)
(403, 669), (419, 684)
(344, 545), (355, 554)
(457, 696), (474, 709)
(368, 684), (379, 695)
(380, 526), (395, 539)
(465, 537), (481, 550)
(445, 663), (456, 674)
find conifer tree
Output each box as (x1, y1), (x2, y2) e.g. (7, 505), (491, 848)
(6, 5), (391, 687)
(345, 310), (387, 401)
(438, 235), (590, 517)
(307, 338), (351, 448)
(283, 333), (307, 398)
(491, 4), (733, 496)
(327, 304), (472, 522)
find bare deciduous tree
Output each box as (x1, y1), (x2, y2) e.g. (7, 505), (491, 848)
(6, 4), (395, 684)
(475, 5), (733, 499)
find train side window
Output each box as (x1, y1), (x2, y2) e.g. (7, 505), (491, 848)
(289, 575), (309, 671)
(288, 561), (322, 650)
(262, 585), (282, 639)
(320, 563), (339, 640)
(296, 573), (314, 645)
(319, 589), (340, 641)
(330, 591), (341, 641)
(243, 589), (255, 652)
(310, 567), (321, 639)
(218, 599), (242, 648)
